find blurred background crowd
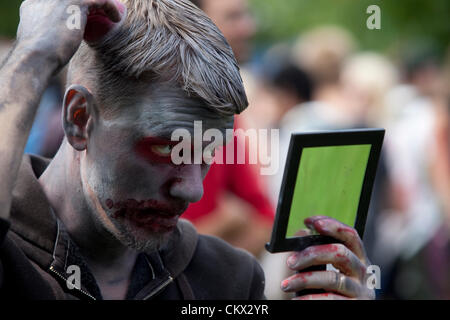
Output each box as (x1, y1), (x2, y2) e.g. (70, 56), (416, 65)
(1, 0), (449, 299)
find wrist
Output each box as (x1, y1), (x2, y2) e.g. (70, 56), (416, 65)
(12, 41), (61, 75)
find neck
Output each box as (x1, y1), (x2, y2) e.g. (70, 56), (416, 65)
(38, 140), (138, 271)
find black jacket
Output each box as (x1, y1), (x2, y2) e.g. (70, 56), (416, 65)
(0, 155), (265, 300)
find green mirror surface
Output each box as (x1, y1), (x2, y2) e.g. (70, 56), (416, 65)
(286, 145), (371, 238)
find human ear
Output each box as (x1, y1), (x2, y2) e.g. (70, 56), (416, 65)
(62, 84), (98, 151)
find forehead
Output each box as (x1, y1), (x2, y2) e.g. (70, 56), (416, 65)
(106, 83), (234, 138)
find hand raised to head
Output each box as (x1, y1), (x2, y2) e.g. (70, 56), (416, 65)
(17, 0), (126, 71)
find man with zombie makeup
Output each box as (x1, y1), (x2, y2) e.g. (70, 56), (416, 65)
(0, 0), (375, 300)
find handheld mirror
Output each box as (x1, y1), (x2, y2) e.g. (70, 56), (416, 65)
(266, 129), (385, 253)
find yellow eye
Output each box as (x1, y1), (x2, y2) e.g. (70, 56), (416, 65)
(151, 145), (173, 157)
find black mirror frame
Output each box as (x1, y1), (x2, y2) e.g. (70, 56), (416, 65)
(266, 128), (385, 253)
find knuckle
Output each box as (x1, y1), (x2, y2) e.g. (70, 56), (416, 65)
(301, 246), (314, 259)
(339, 225), (358, 237)
(335, 243), (349, 258)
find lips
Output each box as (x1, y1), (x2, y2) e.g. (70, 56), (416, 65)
(107, 199), (187, 233)
(127, 209), (179, 232)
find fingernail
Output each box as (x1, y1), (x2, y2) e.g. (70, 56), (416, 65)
(281, 279), (290, 291)
(304, 216), (320, 229)
(305, 220), (315, 231)
(316, 219), (325, 228)
(317, 220), (332, 233)
(287, 254), (298, 267)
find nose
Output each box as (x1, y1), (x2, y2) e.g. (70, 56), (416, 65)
(169, 164), (204, 203)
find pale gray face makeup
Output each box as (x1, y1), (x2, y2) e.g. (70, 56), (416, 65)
(136, 87), (234, 139)
(81, 83), (234, 251)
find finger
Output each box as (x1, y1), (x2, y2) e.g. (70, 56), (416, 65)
(287, 243), (367, 279)
(294, 228), (312, 237)
(101, 0), (126, 23)
(282, 271), (363, 298)
(293, 293), (352, 300)
(304, 216), (368, 262)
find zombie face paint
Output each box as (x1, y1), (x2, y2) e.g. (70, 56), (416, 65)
(79, 83), (233, 251)
(107, 198), (186, 233)
(134, 137), (179, 165)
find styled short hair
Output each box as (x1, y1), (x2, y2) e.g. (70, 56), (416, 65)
(67, 0), (247, 116)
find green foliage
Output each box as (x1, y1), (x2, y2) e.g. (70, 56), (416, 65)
(249, 0), (449, 56)
(0, 0), (21, 39)
(1, 0), (448, 56)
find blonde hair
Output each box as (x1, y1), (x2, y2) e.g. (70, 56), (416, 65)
(67, 0), (248, 116)
(293, 26), (356, 86)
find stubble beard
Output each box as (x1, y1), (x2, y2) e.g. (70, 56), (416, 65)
(82, 174), (171, 253)
(110, 218), (172, 252)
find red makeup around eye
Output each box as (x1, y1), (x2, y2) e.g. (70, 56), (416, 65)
(135, 136), (214, 166)
(135, 136), (179, 164)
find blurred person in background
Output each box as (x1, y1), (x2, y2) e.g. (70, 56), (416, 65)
(255, 58), (314, 299)
(339, 53), (399, 270)
(381, 98), (450, 299)
(339, 53), (399, 127)
(291, 25), (356, 122)
(256, 55), (315, 203)
(377, 45), (450, 299)
(281, 27), (397, 131)
(263, 62), (314, 128)
(185, 0), (275, 259)
(273, 26), (358, 201)
(191, 0), (256, 64)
